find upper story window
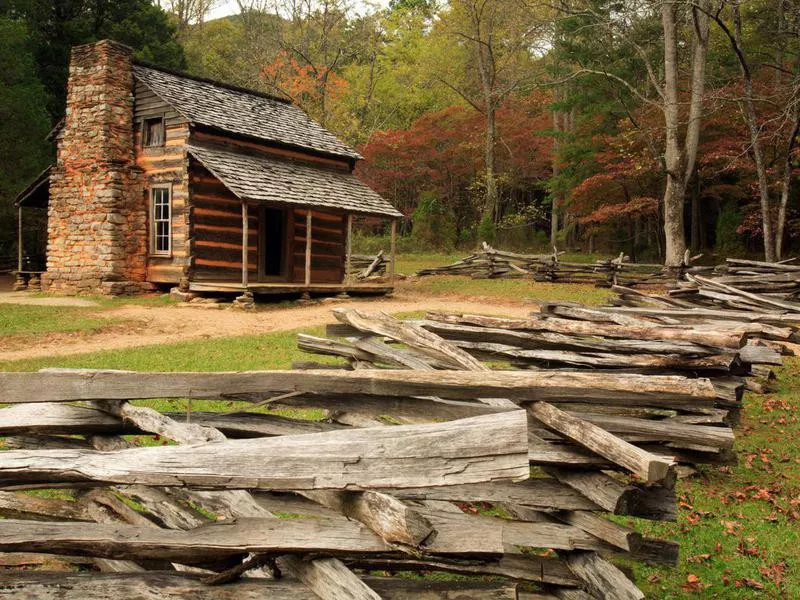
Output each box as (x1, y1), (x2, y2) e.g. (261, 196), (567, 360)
(143, 117), (165, 147)
(151, 186), (171, 256)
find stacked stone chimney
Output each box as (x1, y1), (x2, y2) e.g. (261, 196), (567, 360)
(44, 40), (148, 295)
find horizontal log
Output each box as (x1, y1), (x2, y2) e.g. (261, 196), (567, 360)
(458, 341), (738, 372)
(0, 403), (126, 435)
(589, 305), (800, 325)
(0, 512), (609, 561)
(429, 312), (744, 348)
(0, 491), (92, 522)
(574, 412), (734, 450)
(345, 554), (580, 586)
(1, 369), (717, 408)
(386, 479), (601, 511)
(0, 411), (530, 491)
(414, 319), (723, 356)
(0, 404), (344, 439)
(0, 571), (519, 599)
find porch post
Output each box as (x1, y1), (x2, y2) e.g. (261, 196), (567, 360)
(345, 213), (353, 284)
(305, 210), (312, 286)
(241, 201), (248, 289)
(390, 219), (397, 283)
(17, 205), (23, 273)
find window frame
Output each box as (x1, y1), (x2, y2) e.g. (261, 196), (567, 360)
(150, 185), (172, 257)
(142, 116), (165, 148)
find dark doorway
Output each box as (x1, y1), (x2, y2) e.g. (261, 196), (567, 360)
(259, 206), (286, 280)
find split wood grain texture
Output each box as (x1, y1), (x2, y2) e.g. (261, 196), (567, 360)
(0, 411), (529, 490)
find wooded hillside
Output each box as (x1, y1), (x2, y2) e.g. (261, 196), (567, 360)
(1, 0), (798, 266)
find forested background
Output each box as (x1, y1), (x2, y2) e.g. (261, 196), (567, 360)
(2, 0), (799, 266)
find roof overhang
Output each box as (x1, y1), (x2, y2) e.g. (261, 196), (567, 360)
(188, 145), (402, 219)
(14, 166), (52, 208)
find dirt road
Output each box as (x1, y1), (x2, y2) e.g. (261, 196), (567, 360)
(1, 290), (533, 361)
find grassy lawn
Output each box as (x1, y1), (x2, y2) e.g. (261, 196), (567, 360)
(634, 358), (800, 598)
(0, 304), (119, 337)
(400, 275), (613, 305)
(0, 326), (329, 372)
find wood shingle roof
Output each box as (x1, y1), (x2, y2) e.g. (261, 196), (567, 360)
(188, 144), (402, 218)
(134, 65), (361, 161)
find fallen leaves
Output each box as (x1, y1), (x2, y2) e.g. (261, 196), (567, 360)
(734, 577), (765, 590)
(721, 520), (743, 536)
(680, 573), (707, 592)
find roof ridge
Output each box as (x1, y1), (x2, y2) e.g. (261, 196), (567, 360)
(132, 62), (292, 105)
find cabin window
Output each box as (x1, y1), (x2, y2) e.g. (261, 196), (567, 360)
(150, 186), (171, 256)
(143, 117), (165, 147)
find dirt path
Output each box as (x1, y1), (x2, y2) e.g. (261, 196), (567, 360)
(1, 291), (534, 362)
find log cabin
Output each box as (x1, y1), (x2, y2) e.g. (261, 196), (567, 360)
(13, 39), (401, 297)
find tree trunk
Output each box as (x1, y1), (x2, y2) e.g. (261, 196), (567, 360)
(661, 0), (709, 266)
(551, 90), (562, 246)
(690, 167), (700, 252)
(484, 106), (498, 224)
(731, 2), (775, 261)
(661, 1), (687, 266)
(776, 103), (799, 259)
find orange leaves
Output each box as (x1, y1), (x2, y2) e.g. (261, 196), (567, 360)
(578, 196), (659, 226)
(260, 50), (351, 125)
(680, 573), (708, 593)
(721, 520), (743, 536)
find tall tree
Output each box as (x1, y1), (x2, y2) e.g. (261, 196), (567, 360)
(262, 0), (356, 128)
(3, 0), (186, 121)
(703, 0), (800, 261)
(0, 17), (52, 258)
(158, 0), (220, 35)
(434, 0), (544, 239)
(560, 0), (711, 265)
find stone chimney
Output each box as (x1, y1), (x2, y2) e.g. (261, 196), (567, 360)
(44, 39), (148, 295)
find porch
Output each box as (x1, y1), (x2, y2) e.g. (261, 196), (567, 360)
(188, 281), (393, 295)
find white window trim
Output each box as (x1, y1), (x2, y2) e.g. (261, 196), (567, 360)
(150, 185), (172, 257)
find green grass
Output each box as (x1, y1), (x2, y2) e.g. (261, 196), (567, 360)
(632, 358), (800, 598)
(401, 276), (613, 305)
(0, 305), (118, 337)
(395, 252), (463, 275)
(0, 326), (332, 372)
(0, 326), (337, 422)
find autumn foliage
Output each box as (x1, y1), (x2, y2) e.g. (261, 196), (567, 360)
(357, 92), (553, 237)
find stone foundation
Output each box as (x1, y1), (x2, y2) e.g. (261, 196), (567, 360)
(43, 40), (147, 295)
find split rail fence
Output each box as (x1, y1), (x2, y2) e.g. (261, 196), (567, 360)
(416, 243), (712, 287)
(2, 281), (795, 598)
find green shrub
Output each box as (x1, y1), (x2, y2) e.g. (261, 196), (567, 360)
(477, 214), (496, 244)
(410, 191), (458, 251)
(715, 204), (748, 257)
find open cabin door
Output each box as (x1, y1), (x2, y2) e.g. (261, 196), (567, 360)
(258, 206), (288, 282)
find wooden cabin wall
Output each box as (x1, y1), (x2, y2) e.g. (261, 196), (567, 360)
(292, 208), (346, 284)
(134, 79), (191, 284)
(189, 160), (258, 282)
